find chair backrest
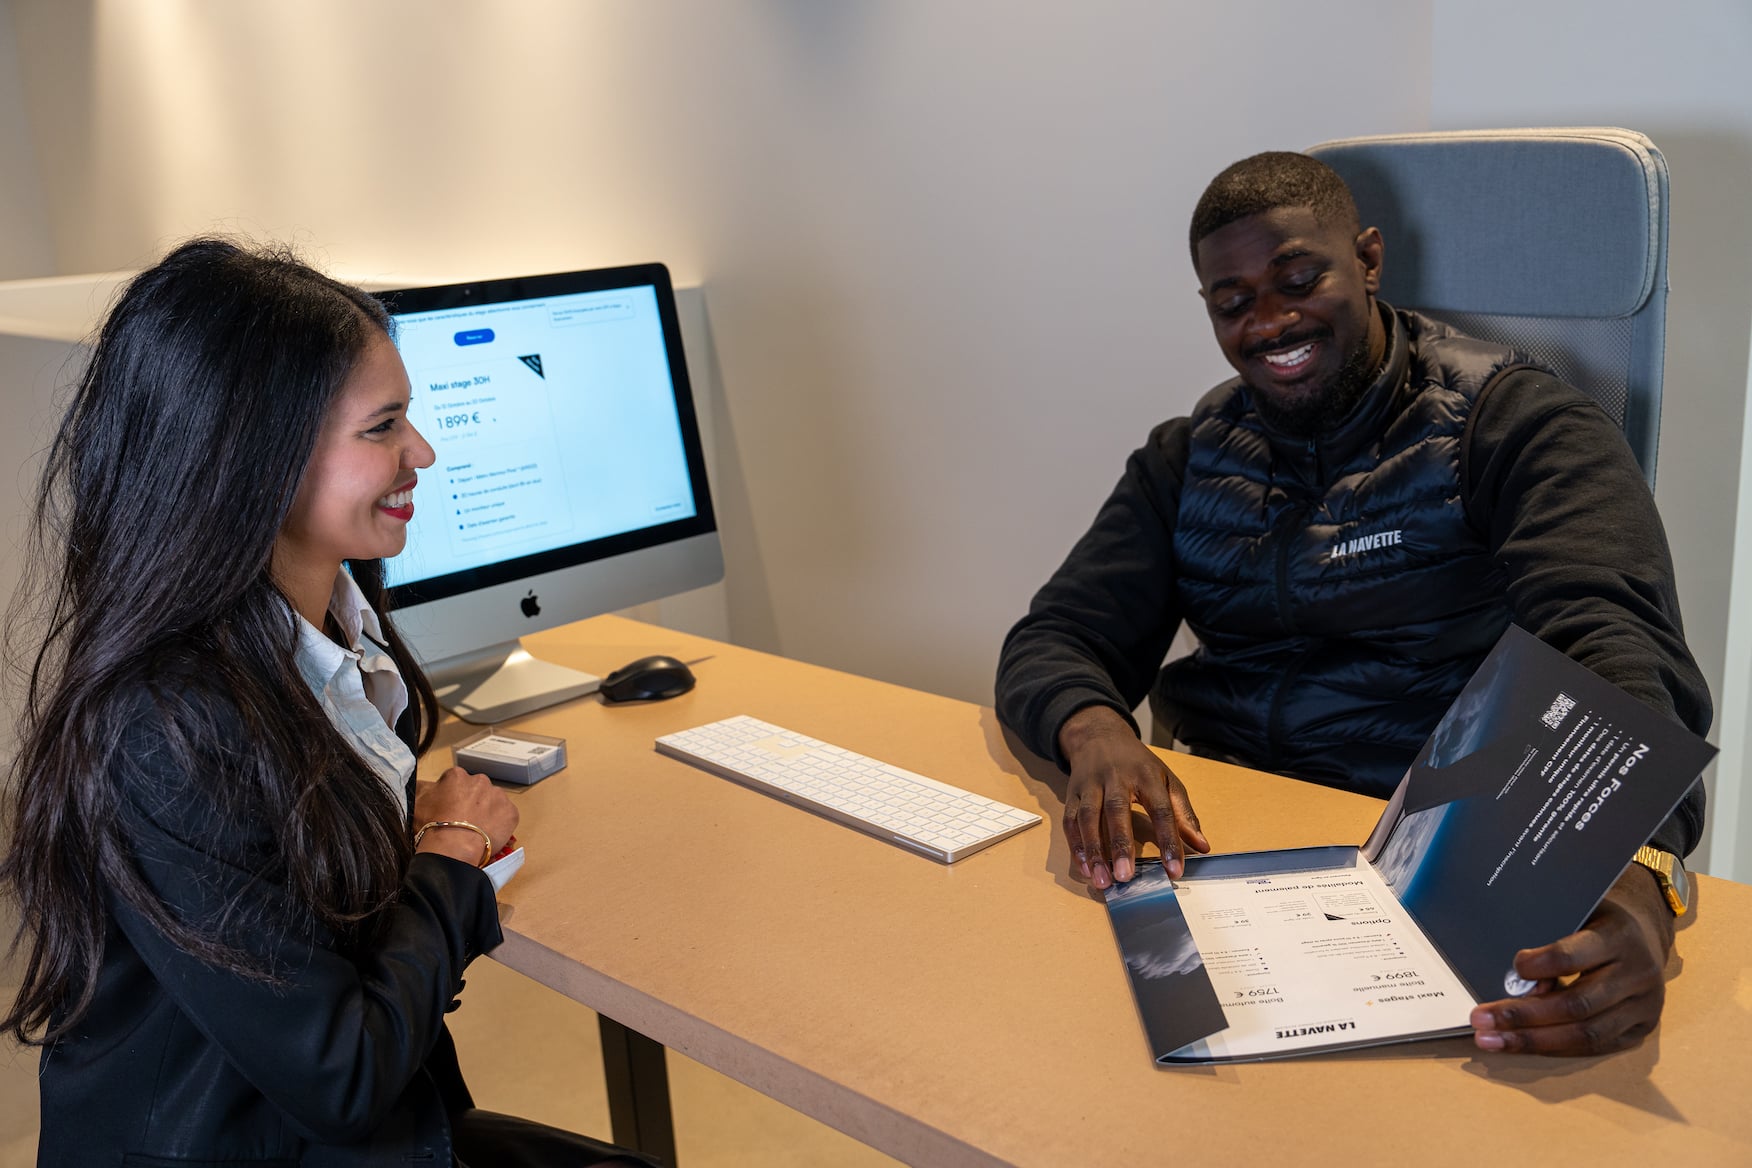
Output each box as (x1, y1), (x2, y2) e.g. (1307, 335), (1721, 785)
(1306, 128), (1669, 486)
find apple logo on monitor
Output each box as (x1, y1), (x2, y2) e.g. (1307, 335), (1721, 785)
(521, 590), (541, 618)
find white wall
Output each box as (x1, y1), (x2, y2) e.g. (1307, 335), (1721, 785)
(7, 2), (1749, 874)
(4, 0), (1433, 707)
(1429, 0), (1752, 875)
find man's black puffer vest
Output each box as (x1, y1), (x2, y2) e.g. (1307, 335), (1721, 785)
(1154, 308), (1545, 797)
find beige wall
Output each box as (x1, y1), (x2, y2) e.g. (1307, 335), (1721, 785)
(0, 2), (50, 278)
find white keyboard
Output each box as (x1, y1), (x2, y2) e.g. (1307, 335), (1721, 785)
(655, 715), (1042, 863)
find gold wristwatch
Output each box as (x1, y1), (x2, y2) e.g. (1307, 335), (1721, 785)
(1633, 846), (1690, 917)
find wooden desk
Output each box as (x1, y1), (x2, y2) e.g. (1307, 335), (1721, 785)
(422, 615), (1752, 1167)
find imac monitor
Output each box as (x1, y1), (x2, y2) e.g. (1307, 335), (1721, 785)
(375, 263), (721, 723)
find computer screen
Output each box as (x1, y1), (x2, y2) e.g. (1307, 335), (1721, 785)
(376, 264), (722, 723)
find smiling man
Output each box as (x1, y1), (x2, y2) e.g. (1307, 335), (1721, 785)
(995, 151), (1709, 1057)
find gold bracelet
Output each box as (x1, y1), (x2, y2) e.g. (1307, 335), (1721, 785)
(414, 819), (493, 867)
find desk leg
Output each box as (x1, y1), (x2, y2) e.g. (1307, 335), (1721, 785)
(599, 1015), (679, 1165)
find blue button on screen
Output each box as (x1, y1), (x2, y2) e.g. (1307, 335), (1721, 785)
(454, 328), (495, 346)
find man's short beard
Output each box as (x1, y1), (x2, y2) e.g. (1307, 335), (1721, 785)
(1251, 335), (1379, 438)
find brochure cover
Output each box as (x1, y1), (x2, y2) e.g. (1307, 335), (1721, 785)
(1105, 625), (1715, 1063)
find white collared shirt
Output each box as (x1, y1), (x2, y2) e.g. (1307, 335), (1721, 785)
(291, 569), (415, 815)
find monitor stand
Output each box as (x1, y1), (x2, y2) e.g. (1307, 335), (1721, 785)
(426, 640), (601, 725)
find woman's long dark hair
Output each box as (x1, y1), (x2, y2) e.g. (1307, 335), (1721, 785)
(1, 239), (440, 1043)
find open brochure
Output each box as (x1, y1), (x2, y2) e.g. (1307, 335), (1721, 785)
(1105, 625), (1714, 1063)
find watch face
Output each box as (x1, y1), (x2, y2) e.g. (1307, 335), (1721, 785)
(1671, 860), (1690, 908)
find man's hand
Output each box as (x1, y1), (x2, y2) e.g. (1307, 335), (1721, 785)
(1057, 705), (1209, 890)
(1468, 864), (1676, 1055)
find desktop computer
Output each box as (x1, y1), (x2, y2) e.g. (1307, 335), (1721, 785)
(377, 264), (1041, 863)
(376, 263), (722, 723)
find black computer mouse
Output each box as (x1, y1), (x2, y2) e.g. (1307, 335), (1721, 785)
(598, 655), (697, 703)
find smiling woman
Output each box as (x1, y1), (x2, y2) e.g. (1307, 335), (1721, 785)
(0, 239), (652, 1166)
(272, 333), (436, 627)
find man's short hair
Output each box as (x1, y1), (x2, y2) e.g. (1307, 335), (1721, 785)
(1189, 151), (1361, 260)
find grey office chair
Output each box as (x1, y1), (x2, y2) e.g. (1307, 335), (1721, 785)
(1306, 127), (1670, 486)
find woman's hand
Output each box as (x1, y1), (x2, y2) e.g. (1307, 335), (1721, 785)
(412, 766), (519, 866)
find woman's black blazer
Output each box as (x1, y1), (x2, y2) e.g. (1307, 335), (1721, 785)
(35, 698), (503, 1166)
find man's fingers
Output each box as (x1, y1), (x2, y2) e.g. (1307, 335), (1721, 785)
(1511, 927), (1617, 984)
(1468, 879), (1672, 1057)
(1473, 954), (1659, 1038)
(1471, 990), (1661, 1056)
(1063, 789), (1109, 888)
(1139, 778), (1207, 879)
(1474, 981), (1614, 1034)
(1137, 776), (1184, 877)
(1057, 721), (1204, 890)
(1102, 790), (1138, 882)
(1167, 777), (1210, 854)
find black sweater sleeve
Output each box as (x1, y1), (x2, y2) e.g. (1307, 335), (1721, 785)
(994, 418), (1191, 767)
(1464, 369), (1711, 857)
